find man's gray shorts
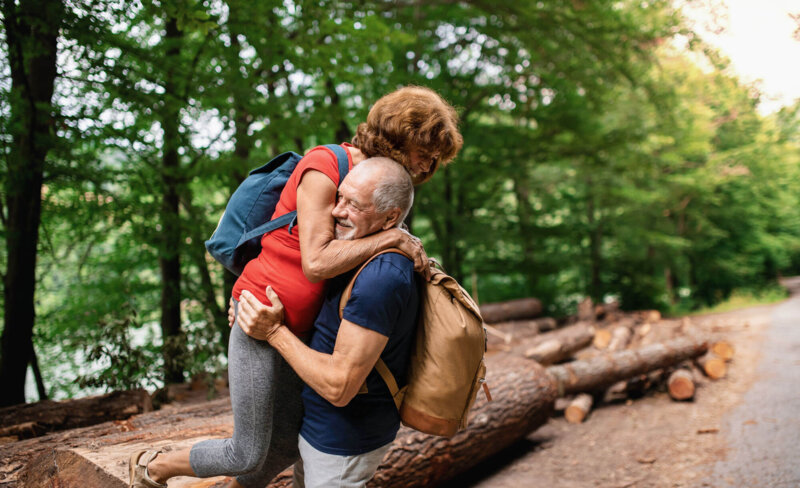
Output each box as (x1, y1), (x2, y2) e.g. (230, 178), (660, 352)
(292, 434), (391, 488)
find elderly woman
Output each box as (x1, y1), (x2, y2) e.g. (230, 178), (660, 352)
(129, 86), (462, 488)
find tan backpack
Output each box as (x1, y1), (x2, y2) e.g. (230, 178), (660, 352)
(339, 249), (489, 437)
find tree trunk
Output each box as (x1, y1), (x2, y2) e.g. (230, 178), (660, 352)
(0, 0), (63, 407)
(11, 355), (557, 488)
(159, 16), (186, 384)
(546, 335), (708, 396)
(29, 344), (47, 401)
(480, 297), (543, 324)
(523, 322), (595, 365)
(0, 389), (152, 440)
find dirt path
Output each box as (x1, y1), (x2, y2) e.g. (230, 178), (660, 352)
(443, 281), (799, 488)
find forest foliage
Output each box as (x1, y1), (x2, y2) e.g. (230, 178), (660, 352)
(1, 0), (799, 402)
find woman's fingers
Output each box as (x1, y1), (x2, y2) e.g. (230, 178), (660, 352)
(228, 297), (235, 327)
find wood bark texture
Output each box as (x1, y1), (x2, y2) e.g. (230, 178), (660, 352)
(524, 322), (595, 365)
(0, 389), (153, 440)
(4, 399), (233, 488)
(267, 354), (557, 488)
(479, 298), (543, 324)
(607, 325), (633, 351)
(546, 335), (708, 396)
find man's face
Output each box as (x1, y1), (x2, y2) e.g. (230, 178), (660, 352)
(332, 171), (390, 241)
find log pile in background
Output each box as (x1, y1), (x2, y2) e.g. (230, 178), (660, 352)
(479, 297), (543, 324)
(484, 295), (736, 429)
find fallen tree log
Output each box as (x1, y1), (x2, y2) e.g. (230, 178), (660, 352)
(524, 322), (595, 365)
(12, 354), (556, 488)
(267, 353), (557, 488)
(486, 318), (558, 350)
(607, 325), (633, 351)
(480, 298), (543, 324)
(4, 399), (233, 487)
(546, 335), (709, 396)
(0, 389), (152, 440)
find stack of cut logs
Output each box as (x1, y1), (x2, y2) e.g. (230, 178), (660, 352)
(484, 297), (734, 425)
(0, 296), (734, 488)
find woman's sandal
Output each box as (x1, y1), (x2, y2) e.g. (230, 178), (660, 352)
(128, 449), (168, 488)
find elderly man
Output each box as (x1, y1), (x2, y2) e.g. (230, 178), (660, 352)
(235, 156), (419, 488)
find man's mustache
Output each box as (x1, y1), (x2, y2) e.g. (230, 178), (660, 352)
(336, 218), (354, 228)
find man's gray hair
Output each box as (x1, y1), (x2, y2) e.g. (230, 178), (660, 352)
(359, 157), (414, 224)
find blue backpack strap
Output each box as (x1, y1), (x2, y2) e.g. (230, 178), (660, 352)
(323, 143), (350, 184)
(288, 144), (351, 235)
(238, 211), (296, 247)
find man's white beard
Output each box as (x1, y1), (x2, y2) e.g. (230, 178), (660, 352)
(334, 219), (357, 240)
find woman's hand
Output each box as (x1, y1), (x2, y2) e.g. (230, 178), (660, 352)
(236, 287), (286, 342)
(393, 228), (432, 280)
(228, 297), (235, 327)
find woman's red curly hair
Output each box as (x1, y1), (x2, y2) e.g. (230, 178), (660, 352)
(352, 86), (463, 183)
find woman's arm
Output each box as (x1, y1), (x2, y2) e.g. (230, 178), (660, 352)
(296, 170), (427, 282)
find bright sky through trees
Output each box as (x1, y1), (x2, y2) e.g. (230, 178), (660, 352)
(682, 0), (800, 114)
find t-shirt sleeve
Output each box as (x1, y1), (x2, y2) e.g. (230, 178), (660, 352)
(342, 255), (415, 338)
(296, 146), (341, 188)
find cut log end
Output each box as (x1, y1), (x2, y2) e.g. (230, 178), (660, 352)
(711, 341), (735, 362)
(667, 369), (695, 400)
(697, 354), (727, 380)
(564, 394), (593, 424)
(593, 329), (612, 349)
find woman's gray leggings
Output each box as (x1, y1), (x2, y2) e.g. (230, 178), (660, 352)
(189, 307), (304, 488)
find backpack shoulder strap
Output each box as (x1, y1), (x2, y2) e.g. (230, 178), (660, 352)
(338, 248), (411, 409)
(286, 144), (350, 235)
(337, 248), (410, 319)
(322, 144), (350, 185)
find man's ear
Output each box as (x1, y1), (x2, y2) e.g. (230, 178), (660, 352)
(381, 208), (403, 230)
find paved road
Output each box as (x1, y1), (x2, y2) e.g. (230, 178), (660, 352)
(703, 277), (800, 487)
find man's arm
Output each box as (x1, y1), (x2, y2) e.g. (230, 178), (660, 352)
(237, 287), (387, 407)
(269, 320), (387, 407)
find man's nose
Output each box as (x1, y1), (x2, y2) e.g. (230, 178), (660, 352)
(331, 199), (346, 218)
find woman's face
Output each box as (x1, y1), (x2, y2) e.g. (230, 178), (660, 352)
(407, 149), (437, 183)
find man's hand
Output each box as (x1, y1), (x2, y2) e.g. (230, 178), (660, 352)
(393, 227), (431, 281)
(237, 286), (286, 342)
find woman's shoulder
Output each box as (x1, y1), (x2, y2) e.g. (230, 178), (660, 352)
(293, 144), (347, 187)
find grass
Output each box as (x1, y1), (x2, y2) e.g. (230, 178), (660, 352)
(688, 285), (789, 316)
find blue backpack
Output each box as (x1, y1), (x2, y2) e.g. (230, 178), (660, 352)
(205, 144), (350, 276)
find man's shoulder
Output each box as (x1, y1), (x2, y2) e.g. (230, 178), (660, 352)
(359, 252), (415, 284)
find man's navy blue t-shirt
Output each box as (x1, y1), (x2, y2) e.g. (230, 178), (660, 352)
(299, 252), (419, 456)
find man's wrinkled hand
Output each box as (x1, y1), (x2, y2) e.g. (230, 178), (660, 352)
(237, 286), (286, 342)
